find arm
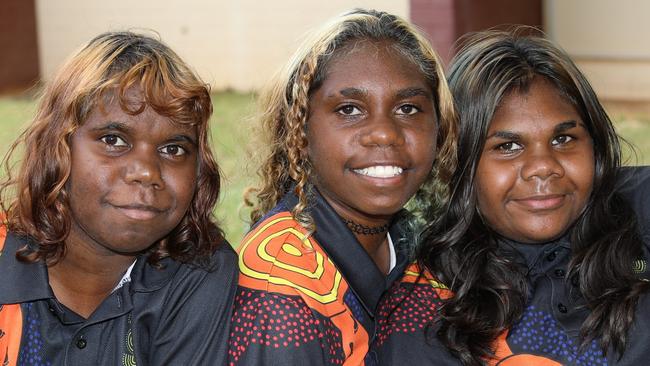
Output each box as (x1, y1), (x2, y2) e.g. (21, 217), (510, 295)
(228, 286), (338, 366)
(617, 166), (650, 241)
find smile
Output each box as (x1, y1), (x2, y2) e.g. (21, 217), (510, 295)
(353, 165), (404, 178)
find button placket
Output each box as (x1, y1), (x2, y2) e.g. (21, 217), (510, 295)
(75, 335), (87, 349)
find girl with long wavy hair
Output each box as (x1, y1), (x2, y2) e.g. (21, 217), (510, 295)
(374, 29), (650, 366)
(0, 31), (237, 365)
(227, 8), (456, 365)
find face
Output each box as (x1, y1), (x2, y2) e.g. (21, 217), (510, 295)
(475, 79), (595, 243)
(66, 89), (198, 255)
(307, 41), (437, 223)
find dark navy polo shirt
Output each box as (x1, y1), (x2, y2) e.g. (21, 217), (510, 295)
(0, 231), (238, 365)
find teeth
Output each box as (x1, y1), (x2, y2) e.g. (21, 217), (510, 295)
(354, 166), (404, 178)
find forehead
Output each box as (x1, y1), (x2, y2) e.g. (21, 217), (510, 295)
(319, 40), (432, 92)
(490, 79), (581, 131)
(84, 94), (196, 136)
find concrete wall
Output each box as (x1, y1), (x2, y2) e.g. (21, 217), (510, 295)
(544, 0), (650, 101)
(35, 1), (408, 92)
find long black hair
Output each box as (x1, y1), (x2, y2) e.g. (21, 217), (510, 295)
(418, 29), (648, 365)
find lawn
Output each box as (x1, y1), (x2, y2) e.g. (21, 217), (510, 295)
(1, 92), (648, 246)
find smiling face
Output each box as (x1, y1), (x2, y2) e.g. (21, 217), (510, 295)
(475, 78), (595, 243)
(66, 90), (198, 256)
(306, 40), (437, 224)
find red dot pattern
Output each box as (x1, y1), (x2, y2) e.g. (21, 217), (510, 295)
(374, 282), (444, 347)
(228, 287), (346, 365)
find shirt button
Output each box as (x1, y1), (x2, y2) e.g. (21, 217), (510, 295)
(558, 303), (568, 313)
(554, 269), (566, 278)
(76, 337), (87, 349)
(546, 251), (557, 262)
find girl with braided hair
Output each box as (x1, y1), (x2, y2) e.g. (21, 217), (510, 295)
(228, 8), (456, 365)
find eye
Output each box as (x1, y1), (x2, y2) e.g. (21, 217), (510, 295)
(159, 144), (187, 156)
(100, 134), (128, 147)
(396, 104), (419, 115)
(337, 104), (362, 116)
(552, 135), (574, 146)
(496, 141), (523, 154)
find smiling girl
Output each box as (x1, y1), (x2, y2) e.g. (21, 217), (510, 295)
(373, 30), (650, 365)
(0, 32), (237, 365)
(227, 9), (456, 365)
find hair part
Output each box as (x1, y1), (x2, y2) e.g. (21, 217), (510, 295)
(0, 31), (224, 268)
(419, 28), (648, 364)
(247, 8), (457, 230)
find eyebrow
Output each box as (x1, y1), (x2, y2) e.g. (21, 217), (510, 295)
(330, 86), (431, 100)
(337, 87), (368, 98)
(554, 120), (579, 133)
(486, 130), (520, 140)
(91, 121), (198, 145)
(167, 134), (198, 146)
(396, 87), (431, 99)
(486, 120), (582, 140)
(91, 122), (132, 134)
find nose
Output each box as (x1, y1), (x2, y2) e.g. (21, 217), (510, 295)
(124, 147), (164, 189)
(359, 114), (405, 148)
(520, 146), (565, 181)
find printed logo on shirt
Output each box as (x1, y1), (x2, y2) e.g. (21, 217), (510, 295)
(633, 258), (647, 274)
(122, 314), (136, 366)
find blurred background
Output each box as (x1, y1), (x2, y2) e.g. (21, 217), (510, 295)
(1, 0), (649, 244)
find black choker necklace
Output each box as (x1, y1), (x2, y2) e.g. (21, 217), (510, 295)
(342, 218), (389, 235)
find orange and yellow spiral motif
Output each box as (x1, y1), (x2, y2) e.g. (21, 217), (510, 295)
(237, 212), (368, 365)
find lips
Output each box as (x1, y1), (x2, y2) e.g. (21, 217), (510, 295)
(352, 165), (405, 178)
(512, 194), (567, 211)
(112, 203), (165, 220)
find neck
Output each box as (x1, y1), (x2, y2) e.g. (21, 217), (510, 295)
(48, 238), (136, 319)
(355, 232), (391, 275)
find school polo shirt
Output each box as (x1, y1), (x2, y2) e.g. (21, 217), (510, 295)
(0, 229), (238, 366)
(228, 190), (412, 365)
(371, 166), (650, 365)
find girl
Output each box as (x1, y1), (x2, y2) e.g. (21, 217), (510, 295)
(227, 9), (456, 365)
(0, 32), (237, 365)
(373, 30), (650, 365)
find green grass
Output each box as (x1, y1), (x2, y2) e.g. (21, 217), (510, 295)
(1, 92), (649, 247)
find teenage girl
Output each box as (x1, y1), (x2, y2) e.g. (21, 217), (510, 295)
(227, 9), (456, 365)
(0, 32), (237, 365)
(372, 30), (650, 365)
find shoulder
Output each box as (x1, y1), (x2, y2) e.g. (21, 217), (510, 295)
(616, 165), (650, 197)
(237, 211), (317, 280)
(172, 243), (238, 291)
(616, 166), (650, 242)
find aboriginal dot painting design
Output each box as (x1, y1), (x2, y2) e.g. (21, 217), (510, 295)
(228, 288), (345, 365)
(505, 305), (607, 365)
(374, 282), (444, 347)
(17, 304), (50, 366)
(374, 263), (450, 347)
(233, 211), (370, 365)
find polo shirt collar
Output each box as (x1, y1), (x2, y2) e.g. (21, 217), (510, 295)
(281, 189), (409, 317)
(0, 232), (53, 304)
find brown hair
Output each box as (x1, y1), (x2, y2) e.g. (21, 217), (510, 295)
(0, 31), (223, 268)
